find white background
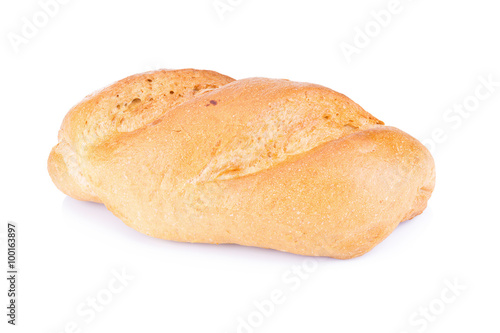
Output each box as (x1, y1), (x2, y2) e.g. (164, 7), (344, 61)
(1, 0), (499, 332)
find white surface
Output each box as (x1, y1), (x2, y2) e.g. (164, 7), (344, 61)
(1, 0), (499, 332)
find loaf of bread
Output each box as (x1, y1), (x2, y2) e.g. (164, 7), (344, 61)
(48, 69), (435, 259)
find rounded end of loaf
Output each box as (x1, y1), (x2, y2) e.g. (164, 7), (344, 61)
(313, 126), (436, 259)
(48, 68), (235, 203)
(47, 144), (102, 203)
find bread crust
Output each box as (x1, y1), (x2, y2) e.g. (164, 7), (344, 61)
(48, 69), (235, 202)
(48, 69), (435, 259)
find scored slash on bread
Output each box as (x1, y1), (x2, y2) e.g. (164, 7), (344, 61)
(48, 69), (435, 259)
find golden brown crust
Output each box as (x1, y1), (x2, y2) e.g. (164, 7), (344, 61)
(48, 69), (435, 258)
(49, 69), (235, 202)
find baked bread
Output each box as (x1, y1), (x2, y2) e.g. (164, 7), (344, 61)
(48, 69), (435, 259)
